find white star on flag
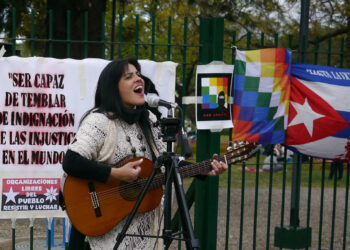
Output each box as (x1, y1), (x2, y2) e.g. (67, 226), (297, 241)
(3, 187), (19, 204)
(288, 98), (324, 137)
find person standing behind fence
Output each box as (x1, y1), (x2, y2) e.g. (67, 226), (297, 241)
(328, 160), (344, 180)
(61, 57), (228, 250)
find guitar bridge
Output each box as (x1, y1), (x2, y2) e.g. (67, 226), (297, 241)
(88, 182), (102, 217)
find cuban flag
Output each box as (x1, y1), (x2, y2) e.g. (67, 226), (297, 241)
(285, 63), (350, 162)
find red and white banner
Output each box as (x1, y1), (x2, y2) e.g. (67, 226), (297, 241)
(2, 178), (61, 212)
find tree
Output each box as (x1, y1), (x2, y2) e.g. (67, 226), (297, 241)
(0, 0), (106, 58)
(45, 0), (107, 59)
(1, 0), (349, 121)
(2, 0), (349, 62)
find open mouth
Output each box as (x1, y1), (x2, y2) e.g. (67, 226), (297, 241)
(133, 86), (143, 94)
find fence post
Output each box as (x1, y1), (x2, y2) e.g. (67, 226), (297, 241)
(274, 1), (312, 248)
(298, 0), (310, 62)
(194, 17), (224, 250)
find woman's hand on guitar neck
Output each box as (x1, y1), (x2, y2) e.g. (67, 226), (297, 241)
(109, 158), (143, 182)
(204, 154), (228, 176)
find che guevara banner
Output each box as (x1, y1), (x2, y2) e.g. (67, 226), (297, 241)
(286, 63), (350, 161)
(0, 56), (177, 218)
(195, 63), (234, 130)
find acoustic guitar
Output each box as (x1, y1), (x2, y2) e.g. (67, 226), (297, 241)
(63, 142), (258, 236)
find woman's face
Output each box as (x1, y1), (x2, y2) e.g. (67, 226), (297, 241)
(119, 64), (145, 108)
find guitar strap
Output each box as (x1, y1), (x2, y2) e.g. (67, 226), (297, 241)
(138, 120), (164, 250)
(138, 121), (160, 161)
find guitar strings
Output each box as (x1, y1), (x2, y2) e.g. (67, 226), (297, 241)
(68, 149), (243, 207)
(87, 145), (249, 203)
(94, 157), (216, 198)
(66, 144), (255, 209)
(94, 157), (216, 196)
(66, 160), (215, 210)
(97, 144), (252, 198)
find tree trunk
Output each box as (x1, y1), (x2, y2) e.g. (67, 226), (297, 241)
(45, 0), (107, 59)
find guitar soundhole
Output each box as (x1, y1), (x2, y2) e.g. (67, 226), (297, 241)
(119, 181), (142, 201)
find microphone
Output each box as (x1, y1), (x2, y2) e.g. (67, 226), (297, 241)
(145, 93), (178, 109)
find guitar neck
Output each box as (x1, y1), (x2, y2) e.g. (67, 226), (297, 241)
(146, 156), (223, 190)
(139, 142), (256, 190)
(178, 156), (224, 179)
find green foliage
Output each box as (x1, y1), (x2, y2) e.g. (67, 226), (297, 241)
(1, 0), (349, 120)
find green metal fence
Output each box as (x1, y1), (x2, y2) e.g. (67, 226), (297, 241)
(0, 8), (349, 250)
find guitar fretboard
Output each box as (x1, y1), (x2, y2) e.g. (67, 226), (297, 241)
(133, 142), (256, 190)
(137, 156), (225, 190)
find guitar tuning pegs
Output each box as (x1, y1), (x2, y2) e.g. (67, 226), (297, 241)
(227, 146), (232, 151)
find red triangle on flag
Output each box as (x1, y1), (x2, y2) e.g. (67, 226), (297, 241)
(286, 77), (348, 145)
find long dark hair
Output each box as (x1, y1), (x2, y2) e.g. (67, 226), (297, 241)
(80, 57), (142, 122)
(80, 57), (159, 158)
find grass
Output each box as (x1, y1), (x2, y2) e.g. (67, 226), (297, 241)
(219, 160), (348, 189)
(177, 136), (348, 189)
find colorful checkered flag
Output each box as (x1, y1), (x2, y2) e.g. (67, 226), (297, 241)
(232, 48), (292, 144)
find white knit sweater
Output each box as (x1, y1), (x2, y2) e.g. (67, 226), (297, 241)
(69, 111), (166, 250)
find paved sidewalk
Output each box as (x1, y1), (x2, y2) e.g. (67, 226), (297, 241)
(15, 239), (65, 250)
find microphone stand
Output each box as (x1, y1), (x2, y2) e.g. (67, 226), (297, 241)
(114, 106), (199, 250)
(161, 108), (199, 250)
